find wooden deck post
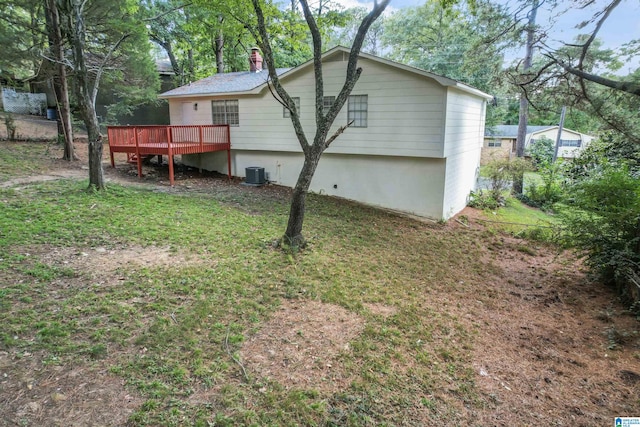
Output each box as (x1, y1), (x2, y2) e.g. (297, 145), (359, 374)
(226, 125), (231, 179)
(167, 127), (174, 186)
(199, 126), (204, 173)
(134, 127), (142, 178)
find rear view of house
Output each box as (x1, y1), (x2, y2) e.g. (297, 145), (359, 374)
(159, 47), (492, 220)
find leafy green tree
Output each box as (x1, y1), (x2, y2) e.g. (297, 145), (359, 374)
(265, 0), (350, 67)
(45, 0), (75, 159)
(0, 0), (43, 80)
(381, 0), (515, 126)
(328, 6), (384, 55)
(271, 1), (314, 67)
(61, 0), (158, 189)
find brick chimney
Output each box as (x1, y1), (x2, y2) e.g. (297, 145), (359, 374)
(249, 47), (263, 72)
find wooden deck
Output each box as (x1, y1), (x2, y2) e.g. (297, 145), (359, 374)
(106, 125), (231, 185)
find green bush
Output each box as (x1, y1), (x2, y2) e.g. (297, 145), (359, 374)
(526, 136), (554, 168)
(468, 189), (503, 210)
(566, 132), (640, 181)
(472, 158), (532, 210)
(521, 163), (564, 211)
(560, 165), (640, 292)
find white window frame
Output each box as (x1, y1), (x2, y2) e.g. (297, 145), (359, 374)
(283, 97), (300, 118)
(211, 99), (239, 126)
(488, 139), (502, 147)
(348, 95), (368, 128)
(559, 139), (581, 147)
(323, 96), (335, 116)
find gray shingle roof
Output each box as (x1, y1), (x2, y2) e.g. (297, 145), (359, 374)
(485, 125), (554, 138)
(159, 68), (291, 97)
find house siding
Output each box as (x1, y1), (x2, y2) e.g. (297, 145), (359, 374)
(169, 57), (448, 158)
(442, 88), (484, 158)
(167, 50), (490, 220)
(185, 150), (446, 218)
(442, 147), (481, 219)
(440, 88), (485, 218)
(481, 138), (513, 165)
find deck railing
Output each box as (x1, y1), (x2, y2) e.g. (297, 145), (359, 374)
(107, 125), (231, 185)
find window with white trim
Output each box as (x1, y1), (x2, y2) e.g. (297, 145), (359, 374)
(559, 139), (581, 147)
(348, 95), (368, 127)
(211, 99), (239, 126)
(488, 139), (502, 147)
(323, 96), (335, 116)
(283, 97), (300, 118)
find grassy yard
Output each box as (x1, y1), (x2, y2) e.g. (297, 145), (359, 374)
(0, 139), (638, 426)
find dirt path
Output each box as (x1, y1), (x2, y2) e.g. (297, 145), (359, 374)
(0, 169), (88, 188)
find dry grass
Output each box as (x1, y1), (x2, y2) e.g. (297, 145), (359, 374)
(0, 131), (639, 426)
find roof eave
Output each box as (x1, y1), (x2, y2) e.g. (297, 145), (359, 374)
(354, 49), (494, 100)
(450, 83), (493, 100)
(253, 46), (493, 100)
(158, 86), (266, 99)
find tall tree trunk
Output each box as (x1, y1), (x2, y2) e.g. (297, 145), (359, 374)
(151, 36), (182, 82)
(215, 35), (224, 73)
(215, 24), (224, 74)
(69, 0), (104, 190)
(250, 0), (389, 249)
(45, 0), (75, 161)
(514, 0), (539, 195)
(284, 150), (322, 247)
(187, 48), (195, 82)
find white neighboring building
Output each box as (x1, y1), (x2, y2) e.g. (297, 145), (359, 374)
(159, 46), (492, 220)
(482, 125), (595, 165)
(527, 126), (595, 159)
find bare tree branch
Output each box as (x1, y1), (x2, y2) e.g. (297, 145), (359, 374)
(299, 0), (324, 128)
(325, 120), (354, 147)
(91, 33), (130, 106)
(576, 0), (622, 68)
(554, 59), (640, 97)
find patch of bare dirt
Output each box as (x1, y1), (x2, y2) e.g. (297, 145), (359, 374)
(16, 245), (210, 285)
(0, 351), (142, 427)
(47, 245), (204, 274)
(0, 112), (61, 140)
(467, 235), (640, 425)
(363, 302), (398, 317)
(241, 299), (365, 393)
(0, 169), (88, 188)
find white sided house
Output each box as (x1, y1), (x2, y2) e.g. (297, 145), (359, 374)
(159, 47), (492, 220)
(482, 125), (594, 165)
(527, 126), (594, 159)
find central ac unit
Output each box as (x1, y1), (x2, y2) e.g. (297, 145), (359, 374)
(245, 166), (266, 185)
